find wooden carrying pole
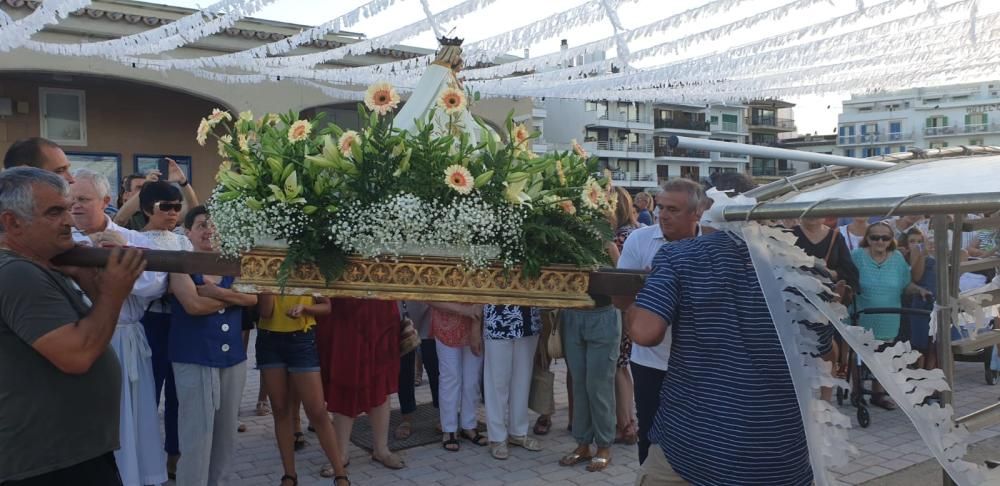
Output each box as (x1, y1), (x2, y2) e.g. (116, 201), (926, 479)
(50, 247), (648, 297)
(51, 247), (242, 276)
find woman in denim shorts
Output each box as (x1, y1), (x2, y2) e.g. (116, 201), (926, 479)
(257, 294), (350, 486)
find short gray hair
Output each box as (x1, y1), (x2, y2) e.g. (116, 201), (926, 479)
(661, 178), (706, 213)
(72, 168), (111, 199)
(0, 167), (69, 232)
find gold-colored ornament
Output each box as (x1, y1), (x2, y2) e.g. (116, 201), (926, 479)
(235, 249), (596, 308)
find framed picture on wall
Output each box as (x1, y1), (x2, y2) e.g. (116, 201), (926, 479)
(65, 152), (121, 202)
(134, 154), (192, 183)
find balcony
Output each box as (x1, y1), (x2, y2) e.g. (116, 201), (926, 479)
(924, 126), (958, 136)
(654, 118), (710, 132)
(838, 132), (914, 145)
(749, 116), (796, 131)
(589, 112), (653, 130)
(609, 171), (660, 188)
(588, 140), (654, 156)
(751, 167), (796, 177)
(711, 121), (741, 132)
(654, 147), (710, 159)
(711, 151), (750, 162)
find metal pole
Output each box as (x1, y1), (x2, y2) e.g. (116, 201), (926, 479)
(668, 135), (895, 170)
(722, 193), (1000, 221)
(933, 214), (956, 486)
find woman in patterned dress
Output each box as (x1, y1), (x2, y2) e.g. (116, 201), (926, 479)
(610, 187), (640, 445)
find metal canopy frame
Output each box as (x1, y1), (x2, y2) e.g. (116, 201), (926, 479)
(672, 135), (1000, 486)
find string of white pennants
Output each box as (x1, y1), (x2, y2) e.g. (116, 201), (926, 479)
(0, 0), (994, 105)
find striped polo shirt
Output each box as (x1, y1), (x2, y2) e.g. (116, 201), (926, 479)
(635, 231), (812, 486)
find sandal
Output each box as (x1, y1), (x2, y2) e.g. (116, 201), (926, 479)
(508, 435), (542, 451)
(334, 476), (351, 486)
(586, 456), (612, 473)
(559, 452), (593, 466)
(280, 474), (298, 486)
(293, 432), (308, 451)
(489, 441), (509, 460)
(237, 422), (247, 433)
(394, 420), (413, 440)
(371, 452), (405, 470)
(460, 429), (488, 446)
(533, 415), (552, 435)
(872, 393), (898, 411)
(442, 432), (460, 452)
(256, 400), (272, 416)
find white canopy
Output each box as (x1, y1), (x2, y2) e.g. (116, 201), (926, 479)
(785, 156), (1000, 203)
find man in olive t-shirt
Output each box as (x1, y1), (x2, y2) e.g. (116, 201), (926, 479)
(0, 167), (146, 485)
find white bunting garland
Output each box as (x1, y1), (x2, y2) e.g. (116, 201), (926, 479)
(22, 0), (271, 56)
(0, 0), (91, 52)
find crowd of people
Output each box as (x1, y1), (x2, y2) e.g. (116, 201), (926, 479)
(0, 136), (995, 486)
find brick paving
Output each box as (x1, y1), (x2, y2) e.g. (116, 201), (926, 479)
(168, 332), (1000, 485)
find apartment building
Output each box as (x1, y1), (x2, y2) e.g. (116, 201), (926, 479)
(837, 81), (1000, 157)
(746, 99), (798, 179)
(779, 133), (837, 174)
(533, 98), (754, 190)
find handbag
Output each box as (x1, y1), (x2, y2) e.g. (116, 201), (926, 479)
(399, 302), (421, 356)
(545, 309), (564, 360)
(528, 367), (555, 416)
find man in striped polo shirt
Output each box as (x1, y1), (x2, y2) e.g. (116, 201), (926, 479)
(626, 225), (812, 485)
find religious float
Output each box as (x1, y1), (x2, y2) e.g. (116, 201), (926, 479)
(200, 38), (619, 308)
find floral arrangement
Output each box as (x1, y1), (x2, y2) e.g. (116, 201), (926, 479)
(202, 82), (614, 285)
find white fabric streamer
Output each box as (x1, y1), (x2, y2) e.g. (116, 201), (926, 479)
(23, 0), (271, 56)
(735, 217), (1000, 486)
(0, 0), (91, 52)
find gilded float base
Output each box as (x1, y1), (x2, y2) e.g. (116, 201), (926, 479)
(235, 249), (597, 308)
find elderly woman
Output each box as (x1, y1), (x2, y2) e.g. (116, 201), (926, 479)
(482, 304), (544, 460)
(167, 206), (261, 485)
(852, 220), (930, 410)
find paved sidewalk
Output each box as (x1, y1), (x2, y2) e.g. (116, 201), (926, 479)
(179, 332), (1000, 485)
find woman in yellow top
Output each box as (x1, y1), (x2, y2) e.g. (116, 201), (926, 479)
(256, 294), (350, 486)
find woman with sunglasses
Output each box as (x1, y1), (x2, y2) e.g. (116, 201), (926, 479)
(138, 181), (193, 477)
(851, 221), (930, 410)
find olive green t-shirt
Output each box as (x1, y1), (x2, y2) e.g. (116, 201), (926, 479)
(0, 251), (122, 482)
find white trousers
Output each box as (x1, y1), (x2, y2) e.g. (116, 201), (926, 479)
(483, 334), (539, 442)
(436, 339), (483, 433)
(173, 361), (247, 486)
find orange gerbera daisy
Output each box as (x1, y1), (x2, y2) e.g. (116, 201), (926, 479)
(437, 87), (466, 115)
(444, 164), (474, 194)
(338, 130), (360, 157)
(365, 82), (401, 116)
(287, 120), (312, 143)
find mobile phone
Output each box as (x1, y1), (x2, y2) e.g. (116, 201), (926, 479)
(157, 158), (170, 176)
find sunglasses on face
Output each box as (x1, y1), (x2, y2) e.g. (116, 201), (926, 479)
(154, 202), (183, 212)
(868, 235), (893, 242)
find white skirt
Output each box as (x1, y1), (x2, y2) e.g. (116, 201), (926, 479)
(111, 322), (168, 486)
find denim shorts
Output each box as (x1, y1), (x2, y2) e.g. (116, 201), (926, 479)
(255, 328), (321, 373)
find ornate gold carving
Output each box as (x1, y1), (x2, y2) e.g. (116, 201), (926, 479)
(234, 249), (596, 308)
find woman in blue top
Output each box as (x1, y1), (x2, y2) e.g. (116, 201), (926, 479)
(851, 220), (930, 410)
(167, 207), (260, 486)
